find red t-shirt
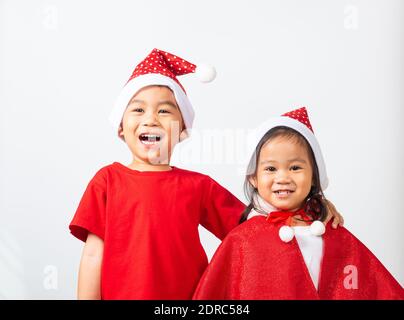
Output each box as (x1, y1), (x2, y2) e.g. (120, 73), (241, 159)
(69, 162), (245, 299)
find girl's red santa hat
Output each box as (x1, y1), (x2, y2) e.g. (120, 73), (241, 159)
(247, 107), (329, 190)
(109, 48), (216, 139)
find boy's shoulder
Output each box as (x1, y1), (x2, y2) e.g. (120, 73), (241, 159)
(171, 167), (224, 188)
(91, 163), (215, 183)
(91, 162), (117, 177)
(172, 166), (211, 179)
(84, 163), (114, 187)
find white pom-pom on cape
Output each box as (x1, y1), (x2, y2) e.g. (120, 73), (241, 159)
(310, 220), (326, 236)
(279, 225), (295, 243)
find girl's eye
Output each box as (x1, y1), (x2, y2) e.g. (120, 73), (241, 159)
(291, 165), (302, 171)
(265, 166), (276, 172)
(132, 108), (144, 113)
(158, 109), (170, 114)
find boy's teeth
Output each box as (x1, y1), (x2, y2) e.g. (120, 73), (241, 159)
(139, 134), (161, 143)
(142, 140), (156, 145)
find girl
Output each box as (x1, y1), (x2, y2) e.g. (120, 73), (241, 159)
(193, 107), (404, 299)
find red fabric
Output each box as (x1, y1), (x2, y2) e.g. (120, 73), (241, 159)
(193, 216), (404, 300)
(266, 209), (311, 225)
(69, 162), (245, 300)
(282, 107), (313, 132)
(128, 48), (196, 92)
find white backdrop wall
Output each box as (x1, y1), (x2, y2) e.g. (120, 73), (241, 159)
(0, 0), (403, 299)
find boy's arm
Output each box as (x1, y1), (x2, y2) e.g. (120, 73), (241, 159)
(77, 233), (104, 300)
(324, 199), (344, 228)
(200, 177), (246, 240)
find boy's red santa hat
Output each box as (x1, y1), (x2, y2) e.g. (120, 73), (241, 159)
(109, 48), (216, 138)
(247, 107), (329, 190)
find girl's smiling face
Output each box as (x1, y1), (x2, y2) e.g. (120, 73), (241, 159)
(119, 85), (184, 167)
(250, 135), (314, 211)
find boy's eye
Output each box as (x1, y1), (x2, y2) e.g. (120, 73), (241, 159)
(290, 165), (302, 171)
(265, 166), (276, 172)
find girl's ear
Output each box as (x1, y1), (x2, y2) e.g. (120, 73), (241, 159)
(248, 176), (257, 189)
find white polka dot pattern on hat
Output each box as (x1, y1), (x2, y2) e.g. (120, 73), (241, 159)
(128, 48), (196, 93)
(282, 107), (314, 132)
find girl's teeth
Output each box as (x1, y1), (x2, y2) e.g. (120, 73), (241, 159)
(275, 191), (291, 195)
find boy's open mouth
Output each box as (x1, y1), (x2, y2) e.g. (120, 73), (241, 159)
(139, 134), (162, 145)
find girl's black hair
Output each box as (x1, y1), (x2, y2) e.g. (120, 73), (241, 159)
(239, 126), (327, 223)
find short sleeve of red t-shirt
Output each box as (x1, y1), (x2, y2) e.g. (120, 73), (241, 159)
(69, 169), (107, 242)
(200, 177), (246, 240)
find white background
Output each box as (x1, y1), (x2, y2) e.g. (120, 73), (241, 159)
(0, 0), (403, 299)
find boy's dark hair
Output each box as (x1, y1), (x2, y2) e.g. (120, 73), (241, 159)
(240, 126), (327, 223)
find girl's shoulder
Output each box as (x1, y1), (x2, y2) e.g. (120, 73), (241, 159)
(324, 224), (356, 240)
(223, 216), (273, 244)
(322, 224), (386, 261)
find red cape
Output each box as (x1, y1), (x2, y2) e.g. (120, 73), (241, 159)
(193, 216), (404, 300)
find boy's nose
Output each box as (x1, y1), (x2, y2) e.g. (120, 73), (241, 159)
(141, 113), (159, 127)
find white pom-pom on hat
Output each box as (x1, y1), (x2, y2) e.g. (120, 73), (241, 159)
(310, 220), (326, 236)
(195, 63), (216, 83)
(279, 226), (295, 243)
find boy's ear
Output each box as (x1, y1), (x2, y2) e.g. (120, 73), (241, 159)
(178, 119), (187, 141)
(179, 128), (189, 142)
(248, 176), (257, 189)
(118, 124), (125, 141)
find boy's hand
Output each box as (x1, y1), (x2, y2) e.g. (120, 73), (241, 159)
(324, 199), (344, 229)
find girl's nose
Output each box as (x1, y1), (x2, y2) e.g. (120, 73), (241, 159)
(274, 170), (291, 184)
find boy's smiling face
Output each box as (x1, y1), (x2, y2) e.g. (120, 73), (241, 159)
(119, 85), (185, 168)
(251, 135), (313, 211)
